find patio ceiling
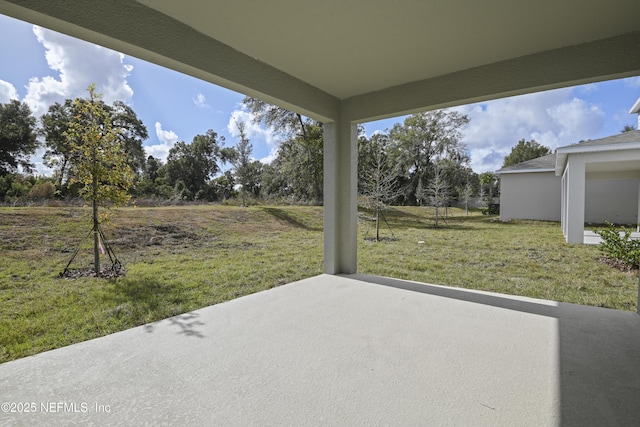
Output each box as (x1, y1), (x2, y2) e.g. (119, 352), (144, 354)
(0, 0), (639, 123)
(586, 160), (640, 175)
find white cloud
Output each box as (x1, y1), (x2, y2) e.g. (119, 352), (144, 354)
(155, 122), (179, 144)
(227, 108), (280, 163)
(23, 26), (134, 116)
(193, 93), (209, 108)
(576, 83), (598, 94)
(0, 79), (18, 103)
(456, 88), (605, 172)
(258, 151), (278, 164)
(624, 76), (640, 88)
(145, 122), (179, 162)
(31, 147), (54, 176)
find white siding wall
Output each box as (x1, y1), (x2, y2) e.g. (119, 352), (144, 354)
(499, 172), (561, 221)
(585, 178), (639, 225)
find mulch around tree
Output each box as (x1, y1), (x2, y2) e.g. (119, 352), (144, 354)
(598, 256), (638, 274)
(59, 265), (127, 279)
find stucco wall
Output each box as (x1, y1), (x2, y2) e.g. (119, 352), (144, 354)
(500, 171), (639, 225)
(585, 178), (638, 225)
(499, 172), (561, 221)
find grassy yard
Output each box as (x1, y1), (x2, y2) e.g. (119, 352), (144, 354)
(1, 205), (637, 363)
(359, 207), (637, 310)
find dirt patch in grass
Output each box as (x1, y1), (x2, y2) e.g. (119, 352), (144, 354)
(106, 223), (202, 249)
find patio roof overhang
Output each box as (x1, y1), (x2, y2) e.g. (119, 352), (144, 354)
(1, 1), (639, 123)
(555, 141), (640, 176)
(1, 0), (640, 272)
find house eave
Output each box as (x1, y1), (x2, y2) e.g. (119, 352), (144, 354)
(556, 141), (640, 155)
(555, 153), (568, 176)
(497, 168), (555, 175)
(555, 141), (640, 175)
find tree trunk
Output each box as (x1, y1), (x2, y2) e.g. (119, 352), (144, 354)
(297, 113), (322, 204)
(93, 195), (99, 275)
(435, 205), (439, 228)
(92, 149), (99, 275)
(58, 157), (68, 193)
(375, 206), (380, 241)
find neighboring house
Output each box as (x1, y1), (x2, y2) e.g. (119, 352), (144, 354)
(497, 153), (561, 222)
(497, 128), (640, 243)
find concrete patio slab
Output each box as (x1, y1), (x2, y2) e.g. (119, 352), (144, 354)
(584, 229), (640, 245)
(1, 274), (639, 426)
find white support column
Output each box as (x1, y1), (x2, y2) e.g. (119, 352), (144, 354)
(637, 180), (640, 232)
(565, 161), (586, 244)
(323, 119), (358, 274)
(561, 171), (567, 238)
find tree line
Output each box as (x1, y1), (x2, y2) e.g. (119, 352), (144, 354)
(1, 92), (522, 208)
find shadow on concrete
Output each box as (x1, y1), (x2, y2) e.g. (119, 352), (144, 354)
(106, 275), (206, 338)
(349, 273), (640, 426)
(144, 312), (205, 338)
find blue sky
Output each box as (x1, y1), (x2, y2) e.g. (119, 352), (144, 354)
(1, 13), (639, 175)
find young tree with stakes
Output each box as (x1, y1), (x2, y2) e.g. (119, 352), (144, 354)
(358, 132), (403, 241)
(422, 160), (450, 228)
(456, 160), (476, 216)
(65, 84), (133, 276)
(460, 177), (474, 215)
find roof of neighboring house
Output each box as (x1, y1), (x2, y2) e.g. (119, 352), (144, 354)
(555, 129), (640, 175)
(496, 153), (557, 174)
(497, 130), (640, 175)
(558, 129), (640, 148)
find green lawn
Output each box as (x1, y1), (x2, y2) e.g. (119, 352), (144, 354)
(0, 205), (636, 363)
(359, 207), (637, 310)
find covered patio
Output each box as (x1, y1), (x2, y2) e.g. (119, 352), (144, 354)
(558, 131), (640, 244)
(2, 274), (640, 425)
(1, 1), (640, 425)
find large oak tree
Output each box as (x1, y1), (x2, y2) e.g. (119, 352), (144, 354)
(502, 139), (550, 168)
(0, 100), (38, 175)
(389, 110), (469, 205)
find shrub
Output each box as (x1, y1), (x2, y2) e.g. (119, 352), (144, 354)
(594, 221), (640, 269)
(29, 181), (55, 200)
